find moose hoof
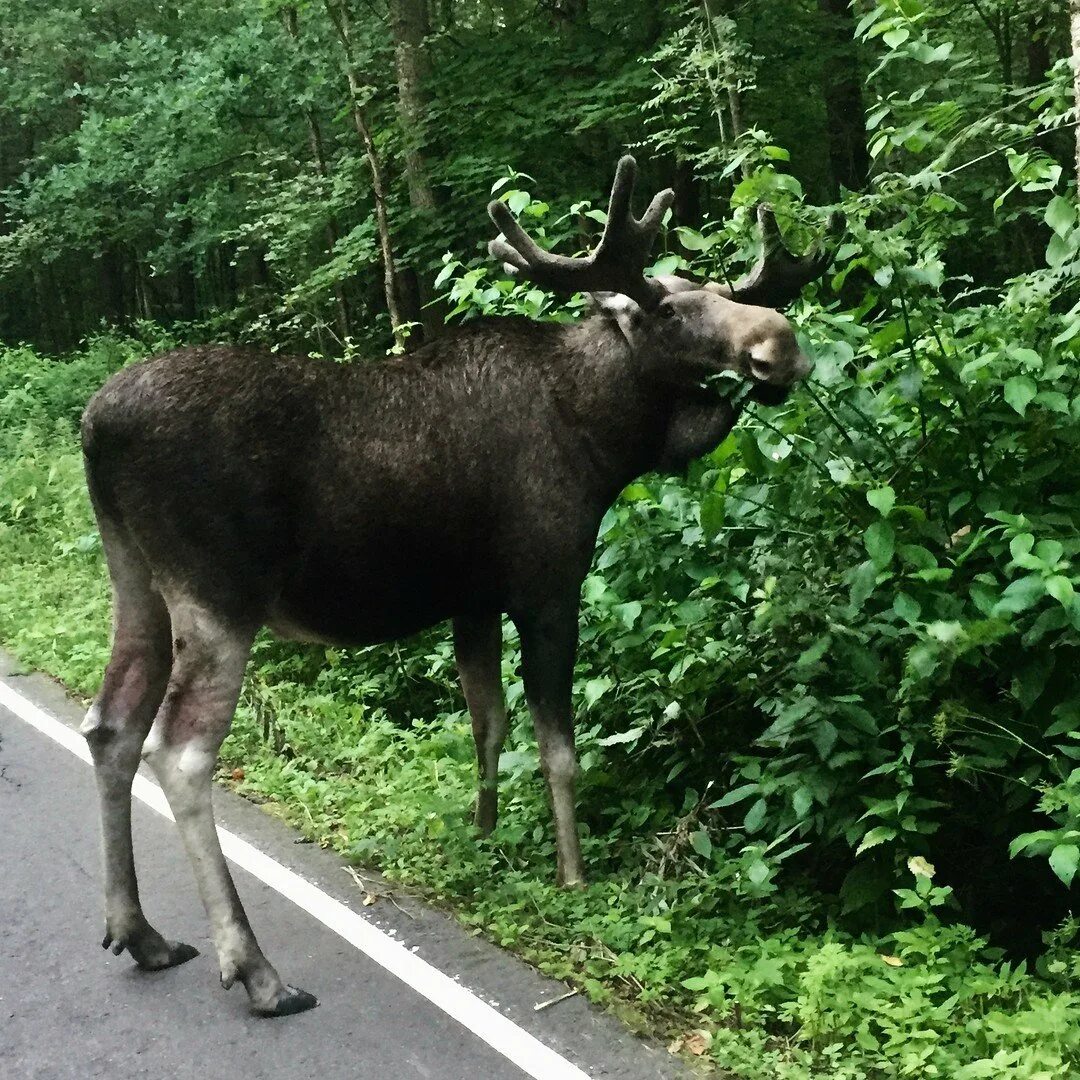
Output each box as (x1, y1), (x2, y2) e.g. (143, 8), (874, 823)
(145, 940), (200, 970)
(253, 985), (319, 1018)
(102, 927), (199, 971)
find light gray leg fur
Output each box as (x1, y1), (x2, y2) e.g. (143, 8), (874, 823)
(142, 596), (316, 1017)
(515, 606), (586, 887)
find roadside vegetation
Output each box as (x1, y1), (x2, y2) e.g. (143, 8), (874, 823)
(3, 0), (1080, 1074)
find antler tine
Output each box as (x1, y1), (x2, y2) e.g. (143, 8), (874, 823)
(487, 155), (675, 310)
(603, 155), (638, 234)
(728, 204), (844, 309)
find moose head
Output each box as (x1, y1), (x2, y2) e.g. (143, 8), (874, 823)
(488, 156), (833, 405)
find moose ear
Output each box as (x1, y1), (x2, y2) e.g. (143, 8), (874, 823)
(590, 292), (645, 346)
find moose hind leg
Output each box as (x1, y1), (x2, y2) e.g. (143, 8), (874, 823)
(454, 614), (508, 835)
(143, 597), (316, 1017)
(80, 525), (197, 970)
(515, 605), (586, 887)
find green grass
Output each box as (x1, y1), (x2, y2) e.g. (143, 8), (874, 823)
(3, 336), (1080, 1078)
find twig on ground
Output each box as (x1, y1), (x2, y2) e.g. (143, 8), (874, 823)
(534, 988), (579, 1012)
(343, 865), (415, 919)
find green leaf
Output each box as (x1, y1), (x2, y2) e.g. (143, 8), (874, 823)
(898, 544), (937, 570)
(650, 254), (682, 277)
(1036, 391), (1070, 414)
(689, 830), (713, 860)
(1036, 540), (1063, 566)
(506, 189), (531, 214)
(811, 720), (838, 759)
(849, 559), (878, 609)
(796, 635), (832, 668)
(1004, 376), (1037, 417)
(993, 575), (1046, 616)
(1046, 576), (1075, 607)
(433, 260), (459, 288)
(743, 798), (767, 833)
(893, 592), (921, 623)
(1049, 844), (1079, 887)
(840, 858), (893, 913)
(582, 677), (613, 707)
(674, 227), (717, 252)
(864, 521), (895, 566)
(867, 486), (895, 517)
(613, 601), (642, 629)
(1008, 346), (1042, 370)
(596, 726), (643, 747)
(699, 493), (726, 538)
(1014, 653), (1053, 711)
(747, 859), (770, 884)
(710, 783), (758, 809)
(1046, 195), (1076, 237)
(856, 826), (897, 856)
(1009, 533), (1035, 561)
(1010, 830), (1054, 858)
(793, 787), (813, 819)
(1046, 232), (1076, 269)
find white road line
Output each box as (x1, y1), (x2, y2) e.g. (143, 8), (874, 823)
(0, 676), (591, 1080)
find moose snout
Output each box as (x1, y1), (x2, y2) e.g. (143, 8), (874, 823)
(746, 339), (813, 388)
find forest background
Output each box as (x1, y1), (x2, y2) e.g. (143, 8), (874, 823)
(2, 1), (1080, 1075)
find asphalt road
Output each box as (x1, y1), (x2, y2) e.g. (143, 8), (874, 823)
(0, 656), (686, 1080)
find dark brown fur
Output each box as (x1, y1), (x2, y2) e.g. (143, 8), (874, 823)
(82, 315), (744, 643)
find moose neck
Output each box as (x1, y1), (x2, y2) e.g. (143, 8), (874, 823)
(551, 315), (736, 499)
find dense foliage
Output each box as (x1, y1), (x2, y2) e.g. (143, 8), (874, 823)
(2, 0), (1080, 1075)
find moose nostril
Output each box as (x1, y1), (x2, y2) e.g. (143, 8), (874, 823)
(750, 358), (773, 382)
(748, 343), (774, 383)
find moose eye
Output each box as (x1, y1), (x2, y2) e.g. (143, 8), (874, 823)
(658, 303), (678, 320)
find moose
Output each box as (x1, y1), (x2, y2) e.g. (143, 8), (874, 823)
(79, 157), (833, 1015)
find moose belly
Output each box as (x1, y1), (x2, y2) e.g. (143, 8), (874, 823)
(268, 538), (496, 647)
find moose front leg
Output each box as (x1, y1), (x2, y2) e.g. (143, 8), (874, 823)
(515, 604), (586, 887)
(454, 613), (508, 835)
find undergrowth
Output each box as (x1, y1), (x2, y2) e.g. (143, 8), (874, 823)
(3, 331), (1080, 1077)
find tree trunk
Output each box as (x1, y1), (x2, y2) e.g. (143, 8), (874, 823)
(32, 268), (60, 353)
(324, 0), (407, 344)
(282, 5), (351, 343)
(672, 158), (701, 227)
(817, 0), (870, 193)
(388, 0), (437, 213)
(220, 243), (238, 310)
(98, 245), (127, 324)
(727, 81), (745, 141)
(177, 261), (197, 321)
(1072, 0), (1080, 183)
(1025, 12), (1050, 85)
(176, 194), (198, 321)
(388, 0), (442, 342)
(45, 264), (74, 349)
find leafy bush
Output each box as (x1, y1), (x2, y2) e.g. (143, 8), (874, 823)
(2, 4), (1079, 1070)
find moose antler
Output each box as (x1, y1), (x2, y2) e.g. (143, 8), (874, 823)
(724, 204), (843, 309)
(488, 155), (675, 310)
